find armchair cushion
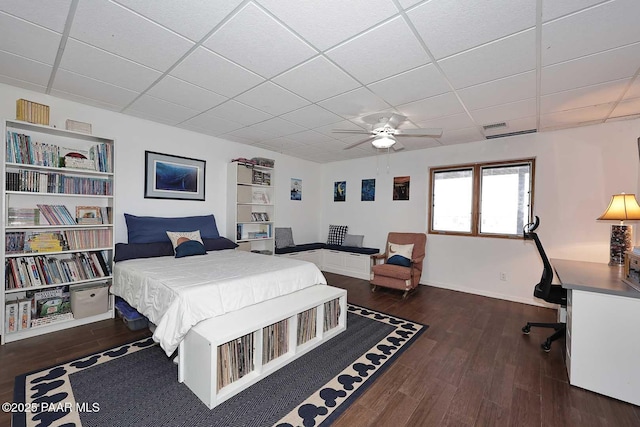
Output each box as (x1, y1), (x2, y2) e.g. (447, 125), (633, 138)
(372, 263), (412, 280)
(386, 243), (414, 267)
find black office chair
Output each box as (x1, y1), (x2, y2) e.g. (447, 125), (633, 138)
(521, 216), (568, 352)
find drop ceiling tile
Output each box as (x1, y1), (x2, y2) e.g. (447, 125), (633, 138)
(235, 82), (310, 116)
(259, 136), (297, 151)
(248, 117), (306, 139)
(115, 0), (243, 41)
(326, 17), (430, 84)
(218, 133), (254, 145)
(49, 89), (123, 112)
(540, 103), (613, 129)
(0, 0), (71, 32)
(318, 87), (390, 118)
(368, 64), (450, 106)
(171, 47), (264, 97)
(0, 51), (52, 86)
(394, 137), (441, 151)
(258, 0), (398, 51)
(125, 94), (199, 124)
(225, 126), (272, 142)
(60, 39), (161, 92)
(407, 0), (535, 60)
(204, 3), (316, 78)
(0, 75), (47, 93)
(181, 111), (244, 134)
(281, 105), (344, 128)
(286, 130), (335, 145)
(146, 76), (227, 111)
(207, 100), (273, 126)
(542, 0), (640, 66)
(273, 56), (360, 102)
(52, 69), (139, 108)
(542, 0), (607, 22)
(437, 126), (484, 145)
(457, 71), (536, 111)
(541, 43), (640, 95)
(70, 0), (194, 71)
(438, 29), (536, 89)
(610, 96), (640, 118)
(625, 78), (640, 99)
(123, 109), (179, 126)
(313, 121), (367, 139)
(397, 0), (422, 9)
(470, 98), (536, 125)
(397, 92), (466, 122)
(541, 79), (630, 114)
(0, 12), (61, 64)
(416, 113), (476, 132)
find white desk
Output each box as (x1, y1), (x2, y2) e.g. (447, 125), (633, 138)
(552, 259), (640, 406)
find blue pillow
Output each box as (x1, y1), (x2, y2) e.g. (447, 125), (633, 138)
(125, 214), (220, 244)
(114, 242), (174, 262)
(175, 240), (207, 258)
(203, 237), (238, 251)
(387, 254), (411, 267)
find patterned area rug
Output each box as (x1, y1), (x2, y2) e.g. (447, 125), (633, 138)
(13, 304), (427, 427)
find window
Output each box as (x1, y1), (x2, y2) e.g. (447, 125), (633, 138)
(429, 159), (535, 238)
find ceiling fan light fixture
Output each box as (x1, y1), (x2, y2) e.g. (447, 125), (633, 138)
(372, 134), (396, 149)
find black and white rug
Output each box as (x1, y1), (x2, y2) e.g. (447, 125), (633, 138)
(13, 304), (427, 427)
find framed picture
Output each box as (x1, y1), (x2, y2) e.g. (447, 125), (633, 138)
(361, 179), (375, 201)
(144, 151), (205, 201)
(393, 176), (410, 201)
(334, 181), (346, 202)
(76, 206), (102, 224)
(291, 178), (302, 201)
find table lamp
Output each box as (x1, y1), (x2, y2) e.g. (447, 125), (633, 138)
(597, 193), (640, 265)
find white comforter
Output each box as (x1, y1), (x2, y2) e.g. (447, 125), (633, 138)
(112, 250), (327, 356)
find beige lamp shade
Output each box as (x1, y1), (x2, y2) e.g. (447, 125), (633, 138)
(597, 193), (640, 222)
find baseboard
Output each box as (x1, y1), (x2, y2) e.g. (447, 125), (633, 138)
(420, 280), (555, 308)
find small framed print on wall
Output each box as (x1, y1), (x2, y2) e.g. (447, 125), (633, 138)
(144, 151), (206, 201)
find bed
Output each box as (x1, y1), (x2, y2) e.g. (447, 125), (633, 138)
(111, 214), (328, 356)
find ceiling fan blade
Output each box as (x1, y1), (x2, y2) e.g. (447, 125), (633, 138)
(387, 113), (407, 128)
(331, 129), (372, 134)
(394, 128), (443, 138)
(392, 141), (405, 151)
(344, 135), (375, 149)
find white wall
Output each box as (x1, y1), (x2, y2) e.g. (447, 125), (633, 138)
(0, 84), (324, 244)
(322, 119), (640, 305)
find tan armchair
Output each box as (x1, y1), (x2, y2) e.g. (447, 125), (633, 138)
(370, 232), (427, 298)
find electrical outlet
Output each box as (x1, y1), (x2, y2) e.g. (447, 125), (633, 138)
(500, 272), (507, 281)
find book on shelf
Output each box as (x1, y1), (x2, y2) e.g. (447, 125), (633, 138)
(16, 99), (50, 126)
(7, 208), (40, 226)
(5, 299), (18, 333)
(37, 204), (76, 225)
(5, 130), (113, 172)
(5, 251), (110, 289)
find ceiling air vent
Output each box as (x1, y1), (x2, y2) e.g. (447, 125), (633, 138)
(486, 129), (537, 139)
(482, 122), (507, 130)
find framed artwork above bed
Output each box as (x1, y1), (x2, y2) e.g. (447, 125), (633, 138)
(144, 151), (206, 201)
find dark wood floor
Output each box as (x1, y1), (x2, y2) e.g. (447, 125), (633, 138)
(1, 273), (639, 426)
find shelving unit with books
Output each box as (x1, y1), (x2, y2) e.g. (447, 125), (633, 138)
(227, 161), (275, 255)
(2, 119), (115, 344)
(182, 285), (347, 409)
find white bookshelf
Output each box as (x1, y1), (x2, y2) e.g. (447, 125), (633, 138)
(227, 161), (275, 255)
(180, 285), (347, 409)
(2, 119), (115, 344)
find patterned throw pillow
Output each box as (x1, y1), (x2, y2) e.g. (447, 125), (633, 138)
(166, 230), (204, 254)
(386, 243), (414, 267)
(327, 225), (348, 245)
(275, 227), (296, 249)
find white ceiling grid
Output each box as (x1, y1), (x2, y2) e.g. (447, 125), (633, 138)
(0, 0), (638, 163)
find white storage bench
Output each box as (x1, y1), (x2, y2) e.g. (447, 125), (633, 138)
(276, 244), (379, 280)
(179, 285), (347, 409)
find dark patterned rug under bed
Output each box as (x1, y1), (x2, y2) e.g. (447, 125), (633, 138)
(14, 304), (427, 427)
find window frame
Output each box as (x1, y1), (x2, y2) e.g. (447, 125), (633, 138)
(428, 158), (535, 239)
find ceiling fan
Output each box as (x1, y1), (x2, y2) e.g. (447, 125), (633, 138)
(332, 113), (442, 151)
